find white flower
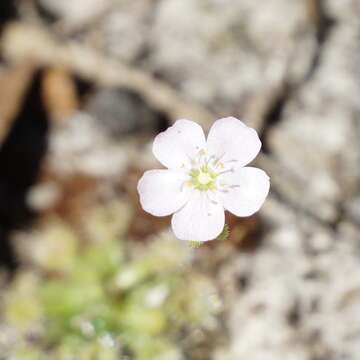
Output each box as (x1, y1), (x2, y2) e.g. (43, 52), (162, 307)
(137, 117), (270, 241)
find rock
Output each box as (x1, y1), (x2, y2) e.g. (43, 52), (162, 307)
(325, 0), (360, 21)
(344, 197), (360, 225)
(26, 182), (61, 212)
(146, 0), (312, 113)
(84, 88), (161, 137)
(101, 0), (154, 62)
(267, 17), (360, 222)
(37, 0), (111, 27)
(95, 0), (314, 114)
(49, 112), (128, 179)
(217, 211), (360, 360)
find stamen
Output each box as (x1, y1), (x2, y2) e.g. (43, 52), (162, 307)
(205, 155), (216, 166)
(216, 183), (240, 194)
(218, 168), (235, 176)
(181, 180), (193, 191)
(187, 150), (234, 192)
(215, 162), (225, 169)
(213, 152), (226, 166)
(199, 149), (207, 157)
(229, 185), (241, 189)
(205, 191), (220, 205)
(224, 159), (238, 164)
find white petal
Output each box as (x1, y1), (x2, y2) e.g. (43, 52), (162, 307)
(153, 119), (206, 169)
(219, 167), (270, 217)
(207, 117), (261, 168)
(171, 191), (225, 241)
(137, 169), (190, 216)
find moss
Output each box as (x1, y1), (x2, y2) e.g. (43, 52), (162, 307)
(1, 203), (221, 359)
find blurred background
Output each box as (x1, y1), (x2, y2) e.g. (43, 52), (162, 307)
(0, 0), (360, 359)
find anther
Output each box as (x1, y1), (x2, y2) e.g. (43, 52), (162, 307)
(213, 152), (226, 166)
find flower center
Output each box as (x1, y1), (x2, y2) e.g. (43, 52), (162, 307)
(198, 172), (212, 185)
(189, 167), (217, 191)
(184, 149), (238, 192)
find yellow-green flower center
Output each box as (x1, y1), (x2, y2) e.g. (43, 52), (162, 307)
(189, 166), (217, 191)
(198, 172), (212, 185)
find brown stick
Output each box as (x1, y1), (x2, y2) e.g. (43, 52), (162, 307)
(2, 22), (214, 128)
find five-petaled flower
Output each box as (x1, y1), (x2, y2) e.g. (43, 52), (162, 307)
(137, 117), (270, 242)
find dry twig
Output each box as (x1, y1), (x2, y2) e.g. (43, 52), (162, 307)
(2, 22), (214, 127)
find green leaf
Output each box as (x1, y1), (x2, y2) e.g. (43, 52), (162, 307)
(216, 224), (230, 241)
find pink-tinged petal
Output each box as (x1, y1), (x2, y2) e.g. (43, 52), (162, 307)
(219, 167), (270, 217)
(137, 169), (190, 216)
(153, 119), (206, 169)
(207, 117), (261, 168)
(171, 191), (225, 241)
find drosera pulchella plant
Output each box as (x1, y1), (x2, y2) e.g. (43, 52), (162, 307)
(138, 117), (270, 244)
